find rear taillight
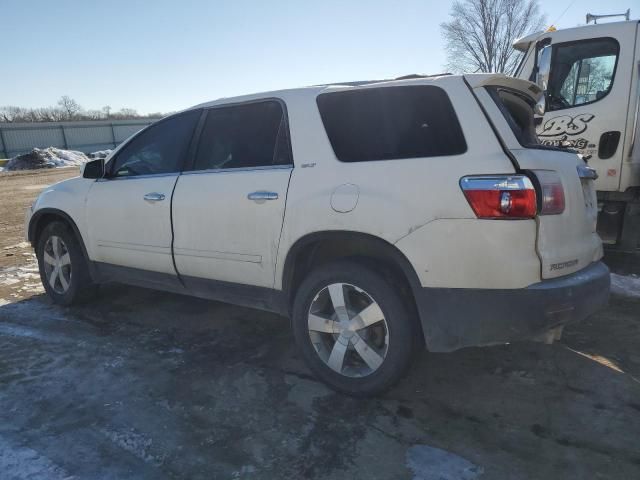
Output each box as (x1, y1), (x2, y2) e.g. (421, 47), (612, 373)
(460, 175), (537, 219)
(533, 170), (565, 215)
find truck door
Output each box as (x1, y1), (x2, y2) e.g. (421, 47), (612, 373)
(519, 22), (638, 191)
(533, 22), (637, 191)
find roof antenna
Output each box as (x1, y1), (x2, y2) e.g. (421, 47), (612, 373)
(586, 9), (630, 24)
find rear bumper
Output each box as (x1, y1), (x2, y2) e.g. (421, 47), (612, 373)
(415, 261), (610, 352)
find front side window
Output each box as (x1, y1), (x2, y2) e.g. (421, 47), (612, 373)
(316, 85), (467, 162)
(109, 110), (200, 177)
(192, 100), (291, 171)
(547, 38), (618, 111)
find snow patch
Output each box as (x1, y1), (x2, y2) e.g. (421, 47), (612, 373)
(100, 428), (163, 466)
(610, 273), (640, 299)
(88, 149), (112, 159)
(0, 259), (44, 297)
(406, 445), (483, 480)
(5, 147), (87, 171)
(0, 435), (70, 480)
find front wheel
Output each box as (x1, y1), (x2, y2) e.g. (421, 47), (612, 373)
(36, 221), (96, 305)
(291, 261), (418, 396)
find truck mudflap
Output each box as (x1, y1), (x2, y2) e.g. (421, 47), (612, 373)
(415, 261), (610, 352)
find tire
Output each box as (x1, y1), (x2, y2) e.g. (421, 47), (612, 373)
(36, 220), (97, 305)
(291, 260), (418, 396)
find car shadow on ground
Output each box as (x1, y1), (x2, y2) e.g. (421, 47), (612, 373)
(0, 286), (638, 479)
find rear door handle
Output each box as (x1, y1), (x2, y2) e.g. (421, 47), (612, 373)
(143, 192), (166, 202)
(247, 191), (278, 201)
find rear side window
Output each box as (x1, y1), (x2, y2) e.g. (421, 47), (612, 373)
(316, 86), (467, 162)
(192, 100), (291, 171)
(488, 87), (539, 147)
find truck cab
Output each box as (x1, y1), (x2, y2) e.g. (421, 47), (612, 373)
(514, 19), (640, 250)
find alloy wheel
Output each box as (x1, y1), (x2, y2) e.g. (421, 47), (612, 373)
(43, 235), (72, 294)
(307, 283), (389, 377)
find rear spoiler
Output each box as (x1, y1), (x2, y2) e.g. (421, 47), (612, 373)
(463, 74), (543, 102)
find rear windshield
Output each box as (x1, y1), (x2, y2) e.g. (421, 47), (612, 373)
(316, 85), (467, 162)
(488, 87), (540, 147)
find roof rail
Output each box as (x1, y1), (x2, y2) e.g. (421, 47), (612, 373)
(395, 73), (452, 79)
(314, 73), (453, 88)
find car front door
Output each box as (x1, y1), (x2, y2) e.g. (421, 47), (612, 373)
(171, 100), (293, 291)
(85, 110), (200, 277)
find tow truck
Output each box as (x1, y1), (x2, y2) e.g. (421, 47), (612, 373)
(514, 11), (640, 253)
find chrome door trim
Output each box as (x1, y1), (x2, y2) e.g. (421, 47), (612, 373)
(96, 172), (179, 182)
(180, 164), (293, 176)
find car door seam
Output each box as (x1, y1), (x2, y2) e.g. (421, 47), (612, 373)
(272, 168), (294, 290)
(170, 174), (185, 286)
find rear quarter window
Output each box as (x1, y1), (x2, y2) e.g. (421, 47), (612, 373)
(488, 87), (540, 147)
(316, 85), (467, 162)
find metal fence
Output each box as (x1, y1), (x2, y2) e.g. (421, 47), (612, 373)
(0, 119), (161, 159)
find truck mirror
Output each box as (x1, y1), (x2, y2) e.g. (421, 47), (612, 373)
(534, 94), (546, 116)
(536, 45), (552, 92)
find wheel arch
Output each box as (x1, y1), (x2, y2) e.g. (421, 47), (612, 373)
(28, 208), (95, 279)
(281, 230), (426, 343)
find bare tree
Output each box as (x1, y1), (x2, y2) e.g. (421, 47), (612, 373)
(85, 109), (105, 120)
(0, 106), (23, 122)
(0, 100), (163, 123)
(57, 95), (82, 120)
(441, 0), (546, 74)
(110, 108), (139, 120)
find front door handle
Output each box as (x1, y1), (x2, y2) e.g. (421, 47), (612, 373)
(143, 192), (166, 202)
(247, 191), (278, 201)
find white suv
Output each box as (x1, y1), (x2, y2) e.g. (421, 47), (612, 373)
(26, 74), (610, 395)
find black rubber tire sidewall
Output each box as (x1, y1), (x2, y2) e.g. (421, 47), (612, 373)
(36, 221), (94, 305)
(292, 260), (417, 397)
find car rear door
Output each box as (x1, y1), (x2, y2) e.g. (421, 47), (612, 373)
(469, 75), (602, 279)
(85, 110), (200, 277)
(171, 100), (293, 290)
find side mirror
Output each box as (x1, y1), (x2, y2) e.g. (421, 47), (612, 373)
(83, 158), (105, 179)
(536, 45), (551, 92)
(534, 94), (546, 116)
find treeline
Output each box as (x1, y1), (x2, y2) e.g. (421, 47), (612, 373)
(0, 96), (165, 123)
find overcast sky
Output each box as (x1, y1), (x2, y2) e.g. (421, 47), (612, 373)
(1, 0), (634, 114)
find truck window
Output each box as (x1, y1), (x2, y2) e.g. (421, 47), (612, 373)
(316, 86), (467, 162)
(547, 38), (618, 111)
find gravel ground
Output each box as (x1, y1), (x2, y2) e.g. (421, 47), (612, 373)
(0, 169), (639, 479)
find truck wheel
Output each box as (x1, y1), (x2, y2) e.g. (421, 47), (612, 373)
(36, 221), (97, 305)
(291, 260), (418, 396)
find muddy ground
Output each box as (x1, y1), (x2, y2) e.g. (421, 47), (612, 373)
(0, 169), (639, 479)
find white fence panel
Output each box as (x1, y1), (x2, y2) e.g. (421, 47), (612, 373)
(0, 119), (159, 158)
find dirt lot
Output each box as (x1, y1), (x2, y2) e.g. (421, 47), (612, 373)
(0, 169), (639, 479)
(0, 167), (80, 270)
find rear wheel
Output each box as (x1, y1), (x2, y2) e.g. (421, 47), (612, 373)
(37, 221), (96, 305)
(292, 261), (418, 396)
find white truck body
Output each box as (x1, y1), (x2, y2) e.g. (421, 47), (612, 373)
(514, 19), (640, 249)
